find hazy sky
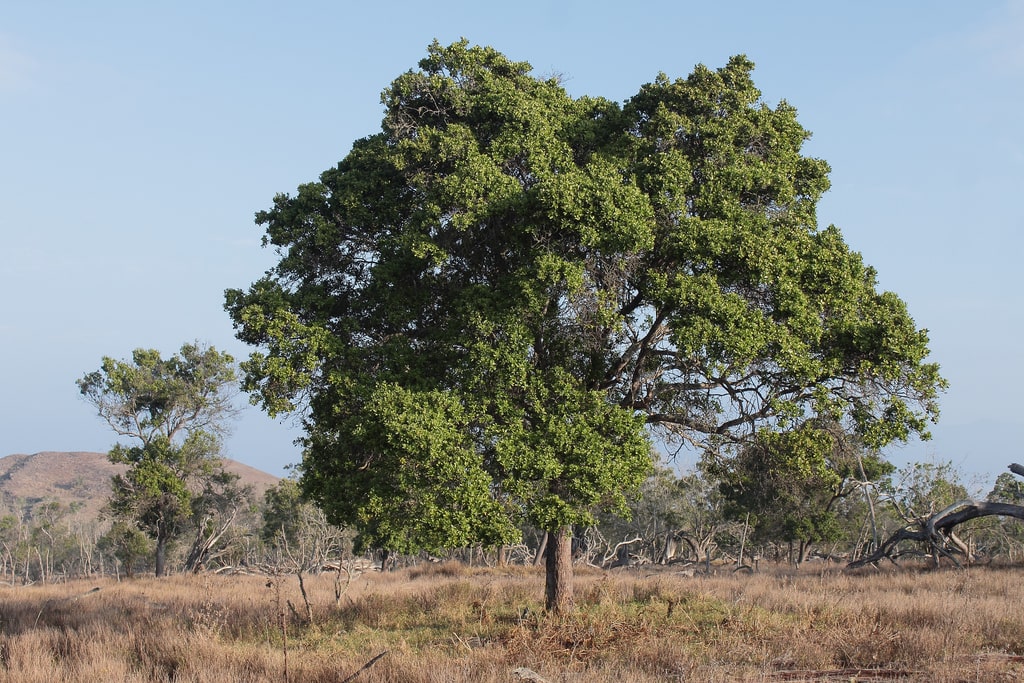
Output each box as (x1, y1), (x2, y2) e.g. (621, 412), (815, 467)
(2, 2), (1021, 486)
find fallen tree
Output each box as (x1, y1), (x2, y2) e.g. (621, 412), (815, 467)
(848, 464), (1024, 569)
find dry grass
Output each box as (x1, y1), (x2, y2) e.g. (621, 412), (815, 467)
(2, 562), (1024, 682)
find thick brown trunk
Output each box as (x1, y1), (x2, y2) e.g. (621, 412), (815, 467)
(545, 526), (574, 614)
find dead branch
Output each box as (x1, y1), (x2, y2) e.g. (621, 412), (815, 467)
(603, 536), (643, 568)
(848, 500), (1024, 569)
(339, 651), (389, 683)
(296, 570), (314, 624)
(660, 531), (699, 565)
(511, 667), (550, 682)
(184, 508), (239, 572)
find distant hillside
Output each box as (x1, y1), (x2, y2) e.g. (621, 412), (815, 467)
(0, 451), (279, 521)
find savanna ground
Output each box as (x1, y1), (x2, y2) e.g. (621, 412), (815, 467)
(1, 562), (1023, 682)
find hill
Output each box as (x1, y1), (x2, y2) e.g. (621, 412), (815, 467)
(0, 451), (279, 521)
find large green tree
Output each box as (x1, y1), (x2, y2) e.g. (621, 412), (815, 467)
(226, 41), (944, 612)
(78, 343), (238, 576)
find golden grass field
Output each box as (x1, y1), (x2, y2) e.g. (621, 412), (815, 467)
(1, 562), (1023, 682)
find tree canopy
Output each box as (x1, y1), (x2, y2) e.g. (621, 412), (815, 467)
(226, 40), (945, 611)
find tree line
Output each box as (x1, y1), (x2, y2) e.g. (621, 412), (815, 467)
(3, 443), (1023, 584)
(24, 332), (1024, 582)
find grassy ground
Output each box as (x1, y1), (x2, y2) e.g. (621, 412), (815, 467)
(1, 562), (1023, 682)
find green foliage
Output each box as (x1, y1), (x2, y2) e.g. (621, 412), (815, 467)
(106, 431), (225, 560)
(711, 420), (893, 549)
(226, 41), (944, 579)
(261, 478), (307, 547)
(79, 343), (239, 576)
(980, 472), (1024, 558)
(988, 472), (1024, 504)
(97, 520), (152, 577)
(77, 342), (238, 445)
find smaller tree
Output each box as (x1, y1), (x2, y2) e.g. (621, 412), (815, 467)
(988, 473), (1024, 505)
(261, 478), (353, 571)
(712, 421), (893, 563)
(183, 469), (254, 572)
(261, 478), (308, 550)
(97, 520), (152, 578)
(670, 471), (734, 564)
(78, 343), (238, 576)
(849, 460), (989, 568)
(595, 465), (732, 566)
(587, 464), (678, 566)
(980, 473), (1024, 560)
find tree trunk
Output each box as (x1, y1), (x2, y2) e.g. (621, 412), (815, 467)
(533, 532), (548, 567)
(737, 513), (749, 567)
(798, 539), (813, 565)
(155, 537), (167, 577)
(545, 526), (574, 614)
(858, 455), (881, 551)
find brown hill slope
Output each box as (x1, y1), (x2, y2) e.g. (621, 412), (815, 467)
(0, 451), (279, 520)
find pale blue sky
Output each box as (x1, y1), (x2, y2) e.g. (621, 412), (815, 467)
(2, 2), (1021, 487)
